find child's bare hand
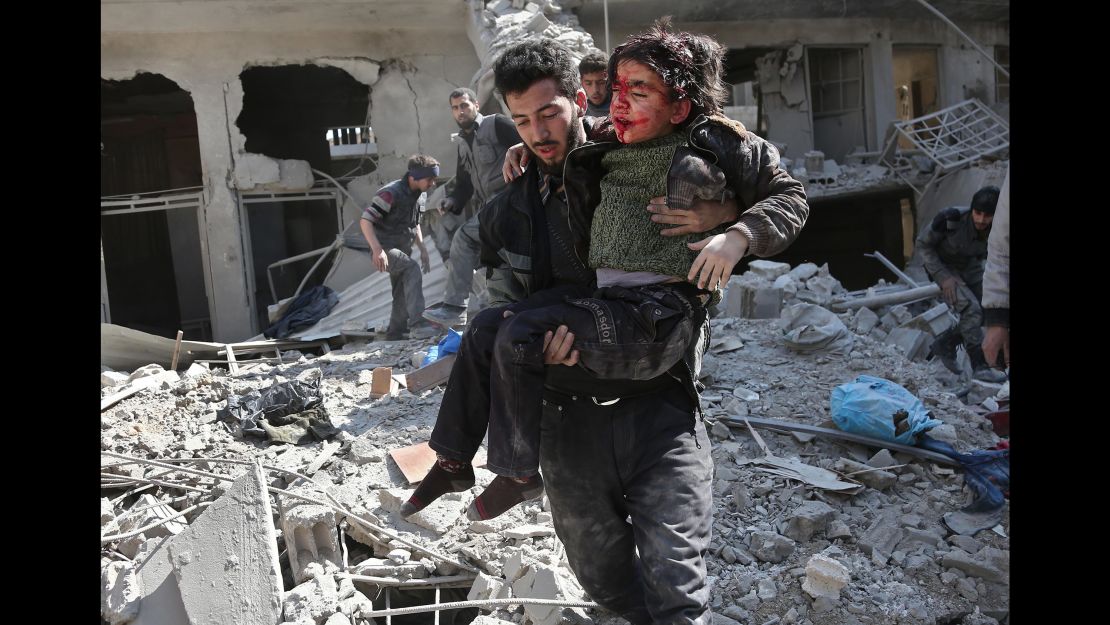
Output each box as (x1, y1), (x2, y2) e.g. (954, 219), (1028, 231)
(687, 230), (749, 290)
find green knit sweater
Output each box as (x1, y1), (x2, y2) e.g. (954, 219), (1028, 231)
(589, 132), (724, 277)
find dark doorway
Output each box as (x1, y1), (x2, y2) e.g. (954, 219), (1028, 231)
(101, 73), (210, 340)
(236, 65), (371, 329)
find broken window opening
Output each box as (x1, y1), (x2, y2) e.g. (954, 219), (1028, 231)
(237, 64), (372, 178)
(807, 47), (868, 162)
(101, 73), (211, 341)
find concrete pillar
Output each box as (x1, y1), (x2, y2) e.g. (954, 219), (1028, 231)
(866, 32), (897, 153)
(191, 80), (256, 341)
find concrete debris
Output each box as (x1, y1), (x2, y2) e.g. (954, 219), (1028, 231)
(782, 500), (835, 542)
(281, 501), (342, 584)
(801, 554), (850, 599)
(101, 560), (142, 625)
(750, 531), (795, 563)
(167, 463), (284, 625)
(100, 254), (1008, 625)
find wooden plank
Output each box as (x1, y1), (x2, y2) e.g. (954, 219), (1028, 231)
(225, 344), (240, 375)
(719, 415), (958, 466)
(170, 330), (184, 371)
(405, 354), (457, 394)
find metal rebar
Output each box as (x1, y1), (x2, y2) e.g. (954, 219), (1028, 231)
(101, 503), (208, 543)
(100, 453), (479, 573)
(361, 597), (599, 618)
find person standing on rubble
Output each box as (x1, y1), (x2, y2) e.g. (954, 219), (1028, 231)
(359, 154), (439, 341)
(421, 88), (521, 329)
(918, 184), (1008, 383)
(981, 168), (1010, 369)
(401, 30), (807, 624)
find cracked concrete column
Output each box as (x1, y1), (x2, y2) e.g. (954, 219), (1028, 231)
(190, 79), (256, 340)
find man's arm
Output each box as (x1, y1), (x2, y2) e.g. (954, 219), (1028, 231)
(413, 224), (431, 274)
(360, 218), (388, 272)
(361, 188), (396, 272)
(717, 130), (809, 259)
(916, 209), (961, 305)
(981, 171), (1010, 367)
(448, 151), (475, 213)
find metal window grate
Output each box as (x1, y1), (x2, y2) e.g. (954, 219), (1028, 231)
(889, 98), (1009, 171)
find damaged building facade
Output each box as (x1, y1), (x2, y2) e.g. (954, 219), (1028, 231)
(101, 0), (1008, 339)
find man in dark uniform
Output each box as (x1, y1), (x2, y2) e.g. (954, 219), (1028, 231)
(918, 185), (1007, 382)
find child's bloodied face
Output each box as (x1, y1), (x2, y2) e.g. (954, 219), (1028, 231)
(611, 60), (692, 144)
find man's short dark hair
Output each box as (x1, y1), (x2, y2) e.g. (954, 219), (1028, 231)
(609, 17), (729, 126)
(448, 87), (477, 104)
(407, 154), (440, 170)
(494, 39), (581, 101)
(579, 51), (608, 76)
(971, 186), (1001, 215)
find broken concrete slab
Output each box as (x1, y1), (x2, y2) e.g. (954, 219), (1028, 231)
(826, 519), (853, 540)
(859, 511), (905, 558)
(165, 463), (284, 625)
(788, 262), (819, 282)
(725, 284), (784, 319)
(133, 536), (190, 625)
(468, 572), (511, 601)
(750, 531), (795, 563)
(349, 435), (384, 465)
(782, 500), (835, 542)
(802, 554), (850, 599)
(234, 153), (281, 189)
(102, 560), (142, 625)
(903, 303), (953, 337)
(515, 566), (570, 625)
(853, 307), (880, 334)
(503, 524), (556, 540)
(941, 547), (1008, 583)
(885, 327), (929, 361)
(282, 571), (341, 624)
(748, 260), (792, 281)
(380, 487), (467, 534)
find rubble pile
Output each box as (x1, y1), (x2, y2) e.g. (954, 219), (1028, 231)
(101, 261), (1009, 625)
(470, 1), (599, 103)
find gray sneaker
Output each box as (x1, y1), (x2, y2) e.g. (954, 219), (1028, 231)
(409, 322), (440, 340)
(423, 304), (467, 327)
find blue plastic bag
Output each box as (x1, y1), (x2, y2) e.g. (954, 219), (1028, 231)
(422, 328), (463, 366)
(829, 375), (941, 444)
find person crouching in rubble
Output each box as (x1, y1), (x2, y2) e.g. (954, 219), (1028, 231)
(917, 184), (1008, 383)
(397, 22), (808, 625)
